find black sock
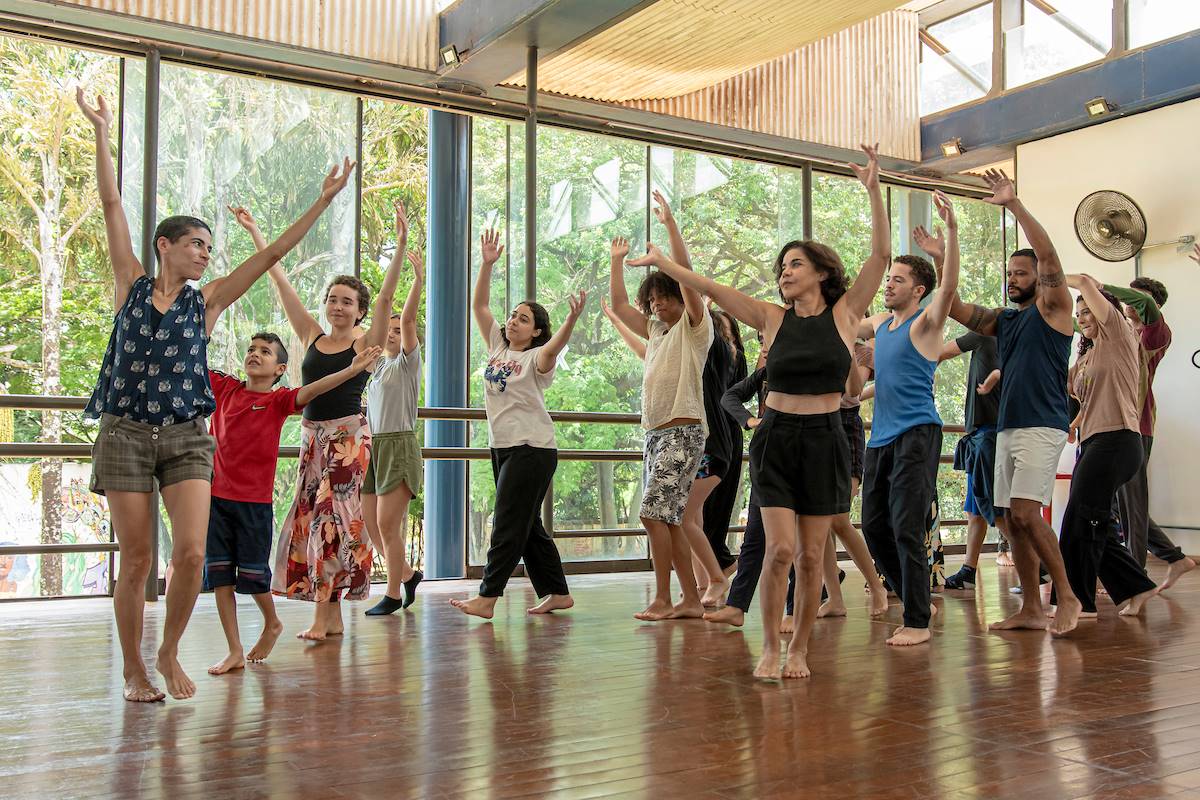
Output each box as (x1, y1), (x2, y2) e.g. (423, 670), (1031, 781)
(365, 594), (404, 616)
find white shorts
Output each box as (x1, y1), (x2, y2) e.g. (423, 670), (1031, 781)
(994, 427), (1068, 508)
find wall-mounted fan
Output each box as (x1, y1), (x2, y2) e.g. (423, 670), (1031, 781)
(1074, 190), (1147, 262)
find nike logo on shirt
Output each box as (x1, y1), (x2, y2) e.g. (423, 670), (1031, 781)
(251, 404), (267, 410)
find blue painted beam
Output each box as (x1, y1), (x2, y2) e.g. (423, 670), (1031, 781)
(921, 30), (1200, 166)
(423, 110), (471, 579)
(437, 0), (654, 89)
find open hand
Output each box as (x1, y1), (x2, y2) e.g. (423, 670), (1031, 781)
(913, 225), (944, 262)
(933, 189), (957, 230)
(652, 190), (674, 225)
(481, 229), (504, 265)
(406, 249), (424, 281)
(352, 345), (383, 371)
(227, 205), (258, 232)
(566, 290), (587, 320)
(849, 143), (881, 189)
(981, 169), (1016, 207)
(394, 201), (409, 241)
(853, 340), (875, 369)
(320, 157), (356, 203)
(626, 243), (664, 268)
(610, 236), (630, 261)
(600, 297), (617, 320)
(1190, 242), (1200, 264)
(75, 88), (112, 131)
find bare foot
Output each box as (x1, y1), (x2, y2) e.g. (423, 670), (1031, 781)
(155, 651), (196, 700)
(753, 644), (781, 680)
(868, 583), (889, 617)
(247, 621), (284, 662)
(703, 605), (745, 627)
(782, 648), (811, 679)
(1049, 595), (1083, 636)
(1160, 557), (1196, 592)
(528, 594), (574, 614)
(1045, 605), (1097, 620)
(1118, 587), (1159, 617)
(634, 598), (674, 621)
(669, 599), (705, 619)
(779, 614), (794, 635)
(886, 626), (931, 646)
(996, 552), (1014, 568)
(207, 651), (245, 675)
(325, 608), (344, 637)
(449, 596), (496, 619)
(700, 578), (728, 608)
(296, 626), (327, 641)
(989, 608), (1049, 631)
(123, 670), (165, 703)
(816, 600), (846, 618)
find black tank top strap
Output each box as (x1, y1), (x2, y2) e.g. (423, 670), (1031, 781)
(764, 304), (851, 396)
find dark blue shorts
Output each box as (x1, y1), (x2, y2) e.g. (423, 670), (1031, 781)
(203, 496), (274, 594)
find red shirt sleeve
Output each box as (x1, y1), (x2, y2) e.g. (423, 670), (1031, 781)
(207, 370), (238, 402)
(272, 386), (302, 417)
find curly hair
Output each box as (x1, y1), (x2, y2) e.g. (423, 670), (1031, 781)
(325, 275), (371, 324)
(501, 300), (553, 349)
(892, 254), (937, 298)
(773, 240), (848, 306)
(635, 271), (684, 315)
(1076, 288), (1123, 357)
(1129, 277), (1167, 308)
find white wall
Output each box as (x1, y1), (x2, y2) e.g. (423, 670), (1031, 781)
(1017, 98), (1200, 541)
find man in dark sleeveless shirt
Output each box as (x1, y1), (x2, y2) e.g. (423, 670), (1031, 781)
(948, 169), (1084, 636)
(856, 190), (961, 647)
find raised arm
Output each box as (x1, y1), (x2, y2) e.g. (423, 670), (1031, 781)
(608, 237), (650, 338)
(626, 244), (775, 332)
(982, 169), (1071, 323)
(846, 360), (866, 400)
(76, 90), (143, 310)
(473, 229), (502, 340)
(652, 191), (703, 326)
(537, 291), (586, 374)
(296, 345), (381, 407)
(229, 205), (324, 346)
(1104, 283), (1161, 326)
(602, 297), (647, 360)
(204, 159), (356, 332)
(840, 144), (891, 321)
(919, 191), (960, 333)
(914, 221), (997, 336)
(1067, 273), (1113, 327)
(938, 340), (964, 363)
(359, 202), (409, 350)
(399, 249), (424, 355)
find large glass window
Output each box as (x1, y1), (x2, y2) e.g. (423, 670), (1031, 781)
(1006, 1), (1112, 88)
(1128, 0), (1200, 48)
(920, 4), (994, 115)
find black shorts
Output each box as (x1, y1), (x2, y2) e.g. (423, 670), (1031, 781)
(749, 409), (851, 516)
(840, 407), (866, 482)
(203, 496), (274, 594)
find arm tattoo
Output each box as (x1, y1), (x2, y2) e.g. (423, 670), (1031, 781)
(1039, 269), (1065, 288)
(965, 305), (998, 333)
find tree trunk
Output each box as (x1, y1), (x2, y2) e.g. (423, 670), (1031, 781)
(38, 159), (65, 597)
(597, 462), (616, 529)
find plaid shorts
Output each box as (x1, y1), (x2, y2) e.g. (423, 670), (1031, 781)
(639, 423), (705, 525)
(90, 412), (214, 495)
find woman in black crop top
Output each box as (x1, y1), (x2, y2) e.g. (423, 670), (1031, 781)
(628, 145), (891, 681)
(232, 203), (411, 641)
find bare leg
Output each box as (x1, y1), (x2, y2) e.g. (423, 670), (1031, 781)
(246, 592), (283, 662)
(1011, 499), (1081, 635)
(636, 518), (676, 621)
(681, 476), (728, 607)
(989, 505), (1051, 631)
(298, 600), (330, 640)
(963, 513), (987, 569)
(156, 479), (210, 700)
(667, 523), (704, 618)
(106, 490), (164, 703)
(785, 516), (832, 678)
(754, 508), (797, 679)
(816, 535), (846, 618)
(208, 585), (245, 675)
(366, 484), (416, 602)
(326, 598), (344, 635)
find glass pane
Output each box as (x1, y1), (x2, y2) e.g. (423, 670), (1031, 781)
(811, 172), (873, 291)
(1006, 1), (1113, 88)
(1128, 0), (1200, 47)
(920, 4), (994, 115)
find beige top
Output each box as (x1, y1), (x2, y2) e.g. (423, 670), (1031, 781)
(1070, 310), (1140, 443)
(642, 313), (714, 436)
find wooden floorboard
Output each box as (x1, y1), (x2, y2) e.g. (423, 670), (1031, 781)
(1, 558), (1198, 799)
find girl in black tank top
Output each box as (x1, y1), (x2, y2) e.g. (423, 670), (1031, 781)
(624, 144), (890, 680)
(301, 335), (371, 421)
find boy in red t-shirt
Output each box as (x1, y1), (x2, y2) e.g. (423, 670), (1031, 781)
(205, 332), (380, 675)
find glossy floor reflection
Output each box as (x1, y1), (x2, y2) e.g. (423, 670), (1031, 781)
(2, 557), (1199, 799)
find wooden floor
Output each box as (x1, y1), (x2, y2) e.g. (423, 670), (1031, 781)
(3, 560), (1200, 800)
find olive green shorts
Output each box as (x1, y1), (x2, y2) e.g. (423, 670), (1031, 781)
(363, 430), (422, 496)
(90, 413), (215, 495)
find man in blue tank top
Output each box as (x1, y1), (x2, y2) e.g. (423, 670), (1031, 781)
(948, 169), (1083, 636)
(857, 190), (961, 647)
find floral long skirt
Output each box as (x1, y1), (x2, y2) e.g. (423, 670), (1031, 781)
(272, 413), (373, 602)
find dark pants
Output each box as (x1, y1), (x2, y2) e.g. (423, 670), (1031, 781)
(479, 446), (569, 599)
(725, 495), (796, 614)
(702, 431), (743, 571)
(1059, 430), (1156, 613)
(862, 424), (942, 629)
(1116, 434), (1185, 567)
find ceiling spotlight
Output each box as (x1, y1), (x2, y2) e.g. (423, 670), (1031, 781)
(940, 137), (964, 158)
(440, 44), (461, 67)
(1086, 97), (1115, 117)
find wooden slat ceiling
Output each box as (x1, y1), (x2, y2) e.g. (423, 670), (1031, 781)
(508, 0), (910, 102)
